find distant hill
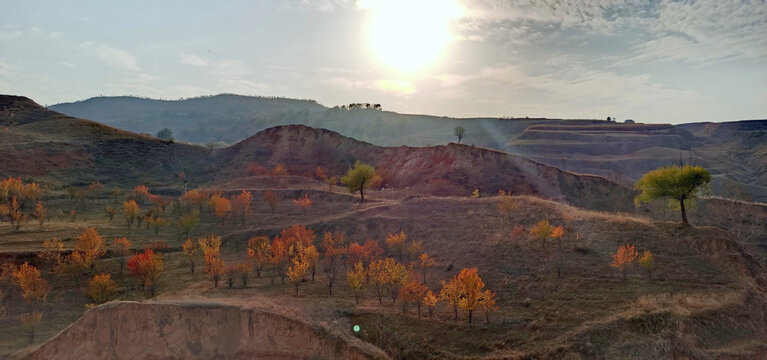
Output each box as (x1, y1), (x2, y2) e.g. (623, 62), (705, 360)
(49, 94), (602, 148)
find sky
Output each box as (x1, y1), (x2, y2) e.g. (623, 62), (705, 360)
(0, 0), (765, 123)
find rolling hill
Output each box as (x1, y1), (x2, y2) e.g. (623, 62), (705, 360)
(49, 95), (767, 202)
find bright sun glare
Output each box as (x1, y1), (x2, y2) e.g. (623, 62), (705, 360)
(366, 0), (462, 72)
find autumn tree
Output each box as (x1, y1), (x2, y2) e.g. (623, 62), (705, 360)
(269, 237), (287, 285)
(263, 190), (278, 215)
(38, 238), (64, 269)
(247, 235), (270, 278)
(321, 232), (347, 295)
(127, 248), (164, 295)
(497, 190), (518, 222)
(454, 125), (465, 144)
(146, 217), (168, 235)
(399, 279), (428, 316)
(293, 193), (312, 216)
(199, 235), (224, 287)
(286, 242), (312, 296)
(423, 290), (437, 318)
(385, 231), (407, 261)
(87, 273), (118, 304)
(634, 165), (711, 225)
(325, 176), (337, 194)
(231, 190), (252, 225)
(529, 220), (564, 253)
(112, 237), (132, 273)
(55, 251), (89, 287)
(439, 278), (462, 322)
(272, 163), (289, 176)
(417, 253), (436, 283)
(181, 238), (197, 273)
(367, 259), (387, 304)
(33, 201), (46, 229)
(347, 261), (366, 304)
(211, 195), (231, 226)
(76, 227), (106, 271)
(123, 200), (140, 234)
(638, 250), (654, 281)
(456, 267), (485, 324)
(177, 211), (199, 239)
(111, 186), (121, 203)
(12, 263), (50, 303)
(182, 190), (208, 211)
(237, 263), (251, 287)
(383, 258), (408, 304)
(20, 311), (42, 343)
(305, 244), (319, 282)
(104, 206), (116, 222)
(477, 289), (497, 324)
(611, 243), (638, 280)
(342, 160), (375, 202)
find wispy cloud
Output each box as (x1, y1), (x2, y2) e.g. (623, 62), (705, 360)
(179, 52), (209, 67)
(80, 42), (140, 71)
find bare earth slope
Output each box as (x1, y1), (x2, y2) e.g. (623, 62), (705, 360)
(25, 301), (387, 360)
(217, 125), (634, 211)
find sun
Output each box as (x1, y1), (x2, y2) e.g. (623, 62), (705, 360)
(366, 0), (461, 72)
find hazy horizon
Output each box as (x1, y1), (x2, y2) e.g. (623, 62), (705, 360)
(1, 0), (766, 123)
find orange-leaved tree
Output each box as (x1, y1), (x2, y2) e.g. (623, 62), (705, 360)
(112, 237), (132, 273)
(439, 278), (463, 322)
(199, 235), (224, 287)
(181, 238), (197, 273)
(385, 231), (407, 261)
(399, 279), (428, 316)
(12, 263), (50, 303)
(262, 190), (278, 215)
(529, 219), (554, 249)
(417, 253), (436, 283)
(611, 243), (639, 280)
(269, 237), (287, 285)
(123, 200), (140, 234)
(383, 258), (409, 304)
(423, 290), (438, 318)
(455, 267), (485, 324)
(87, 273), (118, 304)
(293, 193), (312, 216)
(127, 248), (163, 296)
(231, 190), (253, 225)
(211, 195), (231, 226)
(247, 235), (271, 278)
(478, 289), (498, 324)
(286, 242), (311, 296)
(76, 227), (106, 271)
(321, 231), (347, 295)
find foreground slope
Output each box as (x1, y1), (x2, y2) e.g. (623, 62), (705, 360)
(26, 301), (386, 360)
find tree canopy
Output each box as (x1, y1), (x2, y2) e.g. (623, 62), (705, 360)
(634, 165), (710, 225)
(342, 160), (375, 202)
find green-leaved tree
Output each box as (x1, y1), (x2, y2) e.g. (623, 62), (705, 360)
(634, 165), (711, 225)
(342, 161), (375, 202)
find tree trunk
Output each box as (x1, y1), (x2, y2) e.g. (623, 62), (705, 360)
(468, 310), (473, 324)
(359, 188), (365, 203)
(680, 198), (689, 225)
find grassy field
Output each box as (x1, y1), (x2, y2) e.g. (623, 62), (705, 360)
(0, 177), (765, 359)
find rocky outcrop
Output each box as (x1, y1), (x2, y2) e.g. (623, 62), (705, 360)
(25, 301), (387, 360)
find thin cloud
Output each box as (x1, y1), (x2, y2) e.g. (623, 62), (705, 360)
(80, 42), (140, 71)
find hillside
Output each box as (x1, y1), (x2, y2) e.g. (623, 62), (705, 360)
(3, 95), (632, 212)
(216, 125), (634, 211)
(508, 121), (767, 202)
(49, 95), (767, 202)
(0, 95), (210, 188)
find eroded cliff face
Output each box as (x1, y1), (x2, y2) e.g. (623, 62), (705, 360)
(26, 301), (386, 360)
